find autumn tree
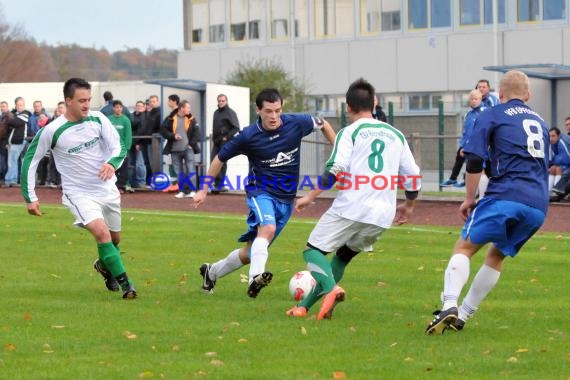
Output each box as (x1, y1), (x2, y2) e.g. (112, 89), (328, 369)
(224, 57), (310, 115)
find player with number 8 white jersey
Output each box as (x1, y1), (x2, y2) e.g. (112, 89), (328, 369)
(326, 119), (421, 228)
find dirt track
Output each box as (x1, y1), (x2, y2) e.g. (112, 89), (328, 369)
(1, 187), (568, 233)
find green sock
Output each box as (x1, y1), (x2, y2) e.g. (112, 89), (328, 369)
(97, 242), (126, 279)
(297, 248), (334, 309)
(331, 254), (347, 283)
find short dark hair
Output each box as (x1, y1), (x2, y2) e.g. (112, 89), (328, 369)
(63, 78), (91, 99)
(255, 88), (282, 109)
(346, 78), (375, 113)
(549, 126), (561, 135)
(103, 91), (113, 102)
(112, 100), (123, 107)
(168, 94), (180, 105)
(476, 79), (491, 89)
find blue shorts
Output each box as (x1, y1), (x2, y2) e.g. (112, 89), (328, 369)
(461, 198), (545, 257)
(238, 193), (293, 245)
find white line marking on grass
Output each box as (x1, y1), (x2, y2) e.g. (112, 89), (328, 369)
(1, 203), (564, 239)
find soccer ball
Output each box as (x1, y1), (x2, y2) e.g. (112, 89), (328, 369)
(289, 270), (316, 301)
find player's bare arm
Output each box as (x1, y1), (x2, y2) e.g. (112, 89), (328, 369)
(99, 162), (116, 181)
(321, 119), (336, 145)
(194, 155), (224, 208)
(393, 199), (415, 225)
(295, 188), (324, 212)
(27, 201), (42, 216)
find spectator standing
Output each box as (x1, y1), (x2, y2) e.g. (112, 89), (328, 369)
(3, 97), (31, 187)
(476, 79), (500, 108)
(441, 89), (485, 187)
(130, 100), (148, 188)
(160, 100), (201, 198)
(167, 94), (180, 113)
(211, 94), (240, 192)
(372, 95), (387, 122)
(21, 77), (137, 299)
(425, 70), (549, 335)
(194, 88), (336, 298)
(107, 100), (133, 193)
(100, 91), (131, 120)
(0, 101), (11, 184)
(45, 102), (65, 188)
(564, 116), (570, 135)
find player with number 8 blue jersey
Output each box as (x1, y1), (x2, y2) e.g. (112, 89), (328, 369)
(426, 70), (550, 335)
(464, 99), (549, 212)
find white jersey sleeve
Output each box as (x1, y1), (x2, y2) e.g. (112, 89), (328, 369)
(21, 127), (52, 203)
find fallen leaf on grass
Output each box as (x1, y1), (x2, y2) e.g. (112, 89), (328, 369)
(5, 343), (16, 351)
(138, 371), (154, 378)
(238, 338), (248, 343)
(300, 326), (307, 335)
(515, 348), (529, 353)
(23, 312), (32, 321)
(210, 359), (224, 366)
(506, 357), (518, 363)
(332, 371), (346, 380)
(172, 345), (180, 352)
(50, 325), (65, 329)
(43, 343), (54, 354)
(123, 331), (137, 339)
(205, 352), (217, 357)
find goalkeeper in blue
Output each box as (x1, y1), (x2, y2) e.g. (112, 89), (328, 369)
(286, 78), (421, 320)
(425, 70), (549, 334)
(21, 78), (137, 299)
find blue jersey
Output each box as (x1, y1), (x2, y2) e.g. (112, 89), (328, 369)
(464, 99), (549, 213)
(218, 113), (320, 203)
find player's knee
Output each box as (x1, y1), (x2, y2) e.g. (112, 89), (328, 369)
(336, 244), (359, 264)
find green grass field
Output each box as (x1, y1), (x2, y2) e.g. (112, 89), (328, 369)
(0, 203), (568, 379)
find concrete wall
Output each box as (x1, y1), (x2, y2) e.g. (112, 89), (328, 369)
(179, 26), (570, 127)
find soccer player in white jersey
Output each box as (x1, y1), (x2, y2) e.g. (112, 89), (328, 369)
(287, 78), (421, 319)
(20, 78), (137, 299)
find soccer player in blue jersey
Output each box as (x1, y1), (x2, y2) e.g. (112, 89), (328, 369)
(194, 88), (336, 298)
(425, 70), (549, 334)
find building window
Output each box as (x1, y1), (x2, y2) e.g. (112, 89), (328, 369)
(191, 0), (208, 44)
(271, 0), (289, 39)
(315, 0), (353, 37)
(517, 0), (565, 22)
(209, 0), (226, 43)
(360, 0), (401, 33)
(295, 0), (309, 38)
(229, 0), (264, 42)
(484, 0), (506, 24)
(408, 0), (450, 29)
(408, 93), (445, 111)
(431, 0), (451, 27)
(518, 0), (540, 21)
(461, 0), (506, 26)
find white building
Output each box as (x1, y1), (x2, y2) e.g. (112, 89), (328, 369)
(178, 0), (570, 128)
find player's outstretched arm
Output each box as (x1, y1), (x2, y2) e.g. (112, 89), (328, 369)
(193, 155), (224, 208)
(27, 201), (42, 216)
(320, 119), (336, 145)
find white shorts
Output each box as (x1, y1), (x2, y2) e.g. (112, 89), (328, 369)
(62, 190), (122, 232)
(307, 209), (386, 253)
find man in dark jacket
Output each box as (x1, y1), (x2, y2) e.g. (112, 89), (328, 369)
(211, 94), (240, 192)
(3, 97), (31, 187)
(160, 100), (201, 198)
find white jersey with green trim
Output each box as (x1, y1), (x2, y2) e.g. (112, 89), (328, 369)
(325, 118), (421, 228)
(21, 111), (126, 203)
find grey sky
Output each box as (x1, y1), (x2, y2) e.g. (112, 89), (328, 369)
(1, 0), (183, 52)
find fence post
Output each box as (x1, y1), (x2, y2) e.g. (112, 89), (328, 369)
(388, 101), (394, 125)
(340, 103), (347, 129)
(410, 132), (421, 167)
(438, 100), (444, 192)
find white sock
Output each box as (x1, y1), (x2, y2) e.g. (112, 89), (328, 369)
(478, 174), (489, 197)
(548, 175), (555, 191)
(458, 264), (501, 321)
(442, 253), (470, 310)
(553, 174), (561, 188)
(209, 249), (242, 281)
(249, 237), (269, 282)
